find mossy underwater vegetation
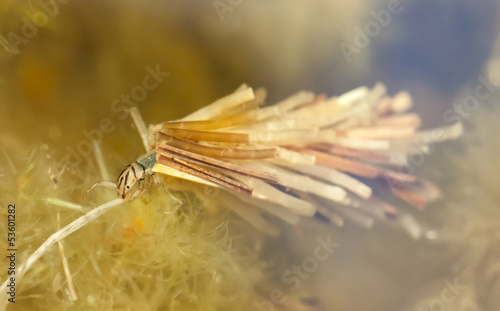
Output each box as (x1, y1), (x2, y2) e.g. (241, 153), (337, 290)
(0, 139), (267, 311)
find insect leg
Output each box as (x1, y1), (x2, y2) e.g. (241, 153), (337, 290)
(83, 180), (117, 200)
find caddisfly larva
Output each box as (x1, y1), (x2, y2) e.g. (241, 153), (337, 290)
(116, 151), (156, 200)
(93, 83), (463, 237)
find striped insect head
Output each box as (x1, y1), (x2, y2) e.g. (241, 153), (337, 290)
(116, 162), (146, 199)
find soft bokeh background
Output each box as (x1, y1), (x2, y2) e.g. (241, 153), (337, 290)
(1, 0), (500, 310)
